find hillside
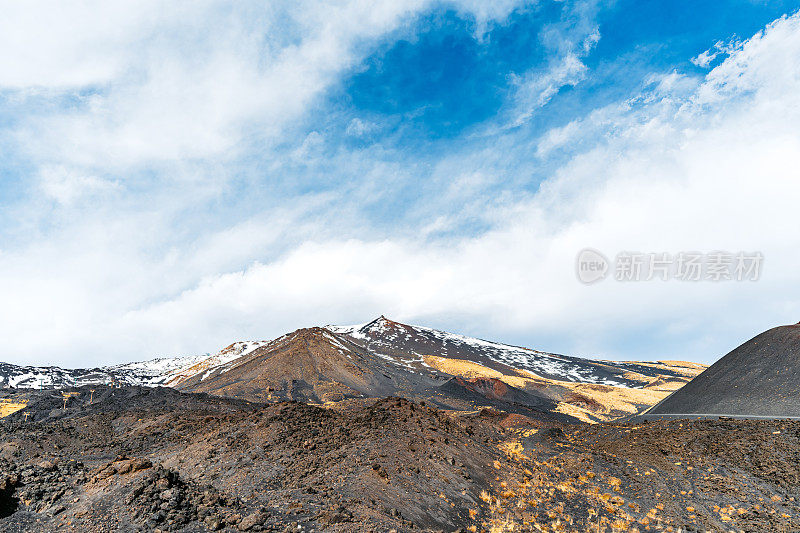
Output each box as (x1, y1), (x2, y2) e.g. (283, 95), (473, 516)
(645, 322), (800, 418)
(177, 317), (705, 422)
(177, 327), (577, 423)
(328, 317), (697, 387)
(0, 316), (706, 422)
(0, 386), (796, 532)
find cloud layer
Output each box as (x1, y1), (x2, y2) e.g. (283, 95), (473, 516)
(1, 3), (799, 366)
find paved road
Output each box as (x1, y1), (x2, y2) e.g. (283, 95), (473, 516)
(639, 413), (800, 421)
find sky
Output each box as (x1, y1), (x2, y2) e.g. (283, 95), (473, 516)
(2, 0), (800, 367)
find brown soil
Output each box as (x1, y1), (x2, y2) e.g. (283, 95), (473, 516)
(0, 388), (520, 532)
(482, 418), (800, 532)
(0, 387), (798, 532)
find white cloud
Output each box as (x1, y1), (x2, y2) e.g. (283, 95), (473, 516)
(108, 11), (800, 364)
(0, 1), (161, 88)
(510, 53), (589, 122)
(582, 28), (601, 53)
(7, 1), (430, 168)
(38, 166), (119, 205)
(695, 14), (800, 104)
(345, 118), (377, 137)
(691, 37), (742, 69)
(450, 0), (529, 36)
(1, 7), (800, 369)
(505, 17), (601, 127)
(691, 49), (719, 69)
(3, 0), (530, 171)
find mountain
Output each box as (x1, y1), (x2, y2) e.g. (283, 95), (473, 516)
(176, 325), (577, 421)
(327, 316), (698, 388)
(324, 317), (705, 421)
(644, 322), (800, 418)
(0, 316), (705, 421)
(177, 326), (448, 403)
(0, 340), (275, 391)
(0, 355), (208, 389)
(177, 317), (704, 421)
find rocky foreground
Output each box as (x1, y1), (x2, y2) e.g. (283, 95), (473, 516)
(0, 387), (797, 532)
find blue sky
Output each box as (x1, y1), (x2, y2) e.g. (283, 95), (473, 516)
(1, 1), (800, 366)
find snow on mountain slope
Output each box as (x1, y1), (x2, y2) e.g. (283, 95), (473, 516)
(165, 340), (270, 386)
(326, 316), (691, 388)
(0, 355), (207, 389)
(0, 317), (699, 393)
(105, 355), (211, 386)
(0, 340), (270, 390)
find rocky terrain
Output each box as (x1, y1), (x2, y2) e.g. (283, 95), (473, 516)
(0, 386), (519, 532)
(0, 385), (797, 532)
(177, 318), (705, 423)
(6, 318), (768, 532)
(0, 317), (704, 423)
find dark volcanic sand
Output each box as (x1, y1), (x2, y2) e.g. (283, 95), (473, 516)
(0, 386), (798, 532)
(648, 323), (800, 418)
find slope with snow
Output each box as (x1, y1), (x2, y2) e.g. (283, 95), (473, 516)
(0, 354), (206, 390)
(164, 341), (270, 386)
(326, 316), (686, 388)
(0, 317), (700, 402)
(0, 339), (279, 390)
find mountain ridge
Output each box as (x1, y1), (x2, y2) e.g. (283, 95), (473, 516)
(0, 316), (705, 422)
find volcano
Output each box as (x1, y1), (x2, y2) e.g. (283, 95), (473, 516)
(327, 316), (696, 387)
(645, 322), (800, 418)
(176, 326), (577, 421)
(0, 316), (704, 422)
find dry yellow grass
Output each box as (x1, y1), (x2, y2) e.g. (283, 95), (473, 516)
(0, 399), (28, 418)
(499, 440), (528, 461)
(422, 354), (704, 423)
(622, 360), (707, 376)
(424, 355), (506, 379)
